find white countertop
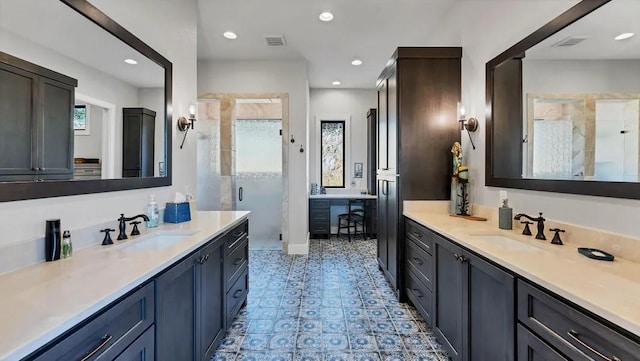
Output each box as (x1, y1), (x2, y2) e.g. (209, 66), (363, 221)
(404, 207), (640, 338)
(309, 194), (377, 199)
(0, 211), (249, 361)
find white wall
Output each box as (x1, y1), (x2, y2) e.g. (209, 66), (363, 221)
(524, 59), (640, 93)
(197, 59), (309, 253)
(0, 0), (198, 248)
(425, 0), (640, 239)
(74, 104), (104, 159)
(309, 89), (377, 192)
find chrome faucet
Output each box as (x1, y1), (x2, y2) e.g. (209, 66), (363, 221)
(514, 212), (546, 240)
(117, 214), (150, 240)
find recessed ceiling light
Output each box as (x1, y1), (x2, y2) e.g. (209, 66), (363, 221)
(223, 31), (238, 40)
(614, 32), (634, 40)
(332, 80), (341, 86)
(124, 59), (137, 65)
(351, 59), (362, 66)
(319, 12), (334, 22)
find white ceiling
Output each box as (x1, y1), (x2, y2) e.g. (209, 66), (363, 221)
(526, 0), (640, 60)
(196, 0), (460, 89)
(0, 0), (163, 88)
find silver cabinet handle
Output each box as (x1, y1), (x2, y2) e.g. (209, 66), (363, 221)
(80, 334), (112, 361)
(413, 257), (423, 265)
(567, 330), (620, 361)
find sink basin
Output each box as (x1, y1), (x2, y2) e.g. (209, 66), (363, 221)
(471, 235), (542, 251)
(120, 230), (198, 251)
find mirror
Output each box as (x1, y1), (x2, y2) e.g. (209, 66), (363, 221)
(486, 0), (640, 199)
(0, 0), (172, 202)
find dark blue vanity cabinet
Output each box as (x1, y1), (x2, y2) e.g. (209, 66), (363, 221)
(24, 219), (249, 361)
(405, 217), (640, 361)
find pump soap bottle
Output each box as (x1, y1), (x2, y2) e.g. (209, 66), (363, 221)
(498, 198), (513, 230)
(146, 195), (160, 228)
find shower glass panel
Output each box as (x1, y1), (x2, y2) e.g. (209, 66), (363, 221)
(235, 118), (282, 250)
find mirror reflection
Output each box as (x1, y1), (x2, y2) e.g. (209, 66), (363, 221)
(515, 0), (640, 182)
(0, 0), (166, 182)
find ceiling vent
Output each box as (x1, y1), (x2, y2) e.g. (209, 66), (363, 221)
(265, 35), (286, 46)
(551, 36), (589, 47)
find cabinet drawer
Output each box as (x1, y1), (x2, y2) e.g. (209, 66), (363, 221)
(517, 324), (568, 361)
(310, 210), (330, 221)
(225, 220), (248, 256)
(518, 280), (640, 360)
(114, 326), (154, 361)
(406, 238), (433, 291)
(310, 222), (330, 233)
(405, 218), (433, 254)
(226, 269), (248, 320)
(225, 237), (248, 291)
(405, 268), (433, 328)
(32, 282), (155, 361)
(309, 199), (330, 209)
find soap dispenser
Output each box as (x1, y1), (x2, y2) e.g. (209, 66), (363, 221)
(499, 199), (513, 230)
(146, 195), (160, 228)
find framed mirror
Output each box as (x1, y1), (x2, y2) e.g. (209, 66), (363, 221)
(0, 0), (172, 202)
(485, 0), (640, 199)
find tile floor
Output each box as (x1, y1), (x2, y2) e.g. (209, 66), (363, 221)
(212, 238), (448, 361)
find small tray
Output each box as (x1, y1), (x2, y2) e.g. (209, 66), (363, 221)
(578, 247), (614, 262)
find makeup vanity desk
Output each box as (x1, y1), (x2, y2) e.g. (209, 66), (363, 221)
(308, 194), (377, 238)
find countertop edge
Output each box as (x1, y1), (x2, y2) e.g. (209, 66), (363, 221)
(403, 210), (640, 339)
(3, 212), (249, 361)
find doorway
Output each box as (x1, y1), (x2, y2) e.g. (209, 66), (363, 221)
(196, 94), (288, 251)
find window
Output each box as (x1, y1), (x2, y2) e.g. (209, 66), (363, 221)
(321, 120), (345, 188)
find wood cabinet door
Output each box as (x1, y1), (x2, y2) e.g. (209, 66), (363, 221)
(39, 77), (74, 179)
(464, 252), (515, 361)
(0, 63), (38, 180)
(386, 178), (398, 289)
(434, 238), (464, 361)
(376, 180), (388, 271)
(377, 80), (388, 171)
(386, 64), (398, 171)
(140, 113), (155, 177)
(123, 112), (142, 177)
(199, 241), (225, 360)
(156, 253), (198, 361)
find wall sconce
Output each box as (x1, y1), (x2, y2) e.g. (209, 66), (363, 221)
(457, 101), (478, 150)
(178, 102), (197, 149)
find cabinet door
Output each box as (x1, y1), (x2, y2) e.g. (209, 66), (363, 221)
(377, 80), (388, 171)
(114, 326), (155, 361)
(517, 325), (569, 361)
(200, 242), (225, 360)
(123, 112), (142, 177)
(376, 180), (388, 271)
(156, 253), (198, 361)
(465, 252), (515, 361)
(386, 178), (398, 289)
(386, 64), (398, 171)
(0, 63), (38, 180)
(434, 238), (464, 361)
(39, 77), (74, 179)
(140, 113), (155, 177)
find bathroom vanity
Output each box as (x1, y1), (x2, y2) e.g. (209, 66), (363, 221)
(404, 205), (640, 361)
(0, 212), (249, 361)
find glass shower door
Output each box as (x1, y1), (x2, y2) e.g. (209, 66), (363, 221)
(235, 119), (283, 250)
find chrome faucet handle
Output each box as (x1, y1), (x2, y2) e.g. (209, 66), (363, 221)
(521, 221), (533, 236)
(130, 221), (142, 236)
(100, 228), (116, 246)
(549, 228), (565, 245)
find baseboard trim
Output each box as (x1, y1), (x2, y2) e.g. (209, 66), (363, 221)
(287, 235), (309, 254)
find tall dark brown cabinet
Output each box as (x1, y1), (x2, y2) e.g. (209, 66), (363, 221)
(0, 52), (76, 182)
(376, 47), (461, 298)
(123, 107), (156, 178)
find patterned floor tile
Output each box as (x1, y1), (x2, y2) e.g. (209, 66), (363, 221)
(211, 239), (447, 361)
